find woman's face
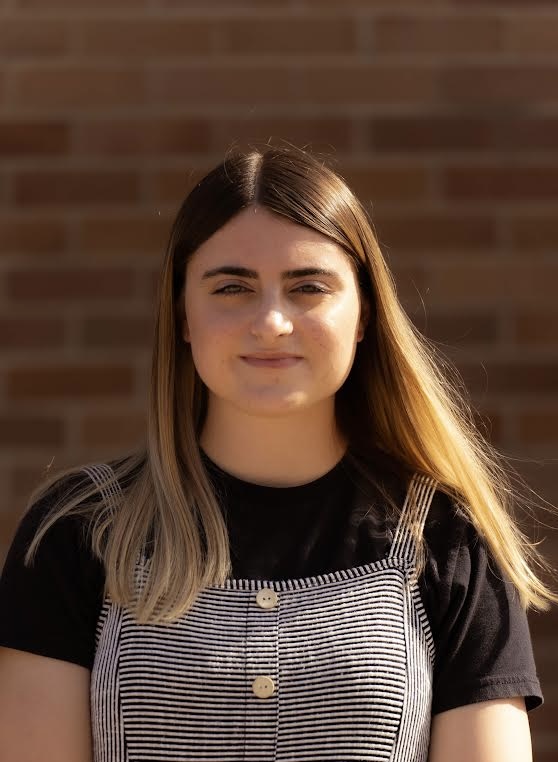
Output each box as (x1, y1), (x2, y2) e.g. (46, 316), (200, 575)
(182, 206), (369, 417)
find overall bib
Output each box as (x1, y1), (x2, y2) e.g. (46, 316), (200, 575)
(85, 463), (438, 762)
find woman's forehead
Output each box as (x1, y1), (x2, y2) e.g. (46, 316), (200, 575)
(188, 208), (351, 273)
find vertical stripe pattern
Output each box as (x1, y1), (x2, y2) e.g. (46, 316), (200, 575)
(90, 601), (128, 762)
(85, 466), (438, 762)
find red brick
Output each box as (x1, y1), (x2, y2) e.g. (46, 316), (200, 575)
(514, 313), (558, 346)
(81, 412), (145, 447)
(457, 0), (556, 5)
(0, 416), (64, 447)
(0, 317), (65, 349)
(374, 15), (503, 54)
(0, 217), (66, 255)
(82, 316), (153, 348)
(458, 360), (558, 396)
(0, 173), (10, 204)
(18, 0), (143, 6)
(472, 409), (502, 445)
(13, 170), (139, 206)
(390, 263), (430, 307)
(441, 66), (558, 104)
(531, 637), (558, 675)
(211, 118), (353, 154)
(519, 412), (558, 444)
(0, 121), (68, 156)
(78, 215), (171, 256)
(149, 64), (436, 106)
(531, 715), (558, 762)
(13, 68), (145, 109)
(530, 607), (558, 642)
(6, 366), (134, 399)
(299, 64), (436, 105)
(507, 15), (558, 53)
(510, 216), (558, 251)
(535, 748), (558, 762)
(149, 64), (297, 106)
(374, 212), (496, 250)
(373, 116), (488, 153)
(221, 17), (355, 55)
(156, 0), (286, 5)
(75, 119), (210, 156)
(147, 168), (209, 204)
(426, 262), (558, 306)
(299, 0), (449, 5)
(444, 166), (558, 201)
(7, 464), (54, 504)
(79, 19), (212, 58)
(143, 268), (160, 301)
(0, 18), (67, 57)
(343, 165), (429, 202)
(372, 116), (558, 153)
(517, 462), (558, 509)
(10, 463), (86, 502)
(416, 312), (499, 346)
(6, 268), (134, 300)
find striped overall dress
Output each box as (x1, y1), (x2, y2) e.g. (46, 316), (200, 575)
(85, 464), (438, 762)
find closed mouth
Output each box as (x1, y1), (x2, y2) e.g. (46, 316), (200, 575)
(242, 356), (301, 360)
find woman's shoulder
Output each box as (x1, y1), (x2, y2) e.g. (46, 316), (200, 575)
(423, 486), (471, 554)
(419, 483), (491, 606)
(417, 485), (544, 715)
(0, 465), (108, 669)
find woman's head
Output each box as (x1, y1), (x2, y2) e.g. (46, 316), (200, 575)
(156, 144), (402, 459)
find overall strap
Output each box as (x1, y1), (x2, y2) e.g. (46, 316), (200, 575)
(80, 462), (123, 506)
(388, 471), (439, 562)
(81, 462), (148, 580)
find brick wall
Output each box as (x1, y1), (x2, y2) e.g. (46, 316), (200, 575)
(1, 0), (557, 755)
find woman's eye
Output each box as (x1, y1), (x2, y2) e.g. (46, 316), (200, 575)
(212, 284), (249, 295)
(296, 284), (328, 294)
(212, 284), (327, 296)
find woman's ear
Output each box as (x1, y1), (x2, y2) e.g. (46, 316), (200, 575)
(182, 319), (190, 343)
(357, 299), (371, 342)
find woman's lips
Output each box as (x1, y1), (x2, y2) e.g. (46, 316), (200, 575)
(241, 356), (302, 368)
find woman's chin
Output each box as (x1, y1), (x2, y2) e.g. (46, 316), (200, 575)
(233, 390), (311, 417)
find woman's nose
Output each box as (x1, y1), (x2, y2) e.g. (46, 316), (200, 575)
(250, 305), (294, 338)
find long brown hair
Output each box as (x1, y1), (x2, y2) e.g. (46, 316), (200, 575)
(23, 142), (558, 623)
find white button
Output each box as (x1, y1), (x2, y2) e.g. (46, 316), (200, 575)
(252, 676), (275, 698)
(256, 587), (278, 610)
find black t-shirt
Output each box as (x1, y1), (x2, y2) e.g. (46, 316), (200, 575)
(0, 450), (543, 717)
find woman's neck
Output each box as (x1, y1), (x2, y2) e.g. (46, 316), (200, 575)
(198, 399), (348, 488)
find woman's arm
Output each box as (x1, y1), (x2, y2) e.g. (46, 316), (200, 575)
(429, 697), (533, 762)
(0, 646), (93, 762)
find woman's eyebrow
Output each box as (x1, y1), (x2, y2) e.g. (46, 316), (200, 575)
(201, 266), (340, 281)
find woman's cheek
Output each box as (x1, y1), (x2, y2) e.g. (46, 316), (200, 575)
(198, 309), (233, 339)
(305, 315), (339, 351)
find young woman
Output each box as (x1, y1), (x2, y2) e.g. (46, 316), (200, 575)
(0, 144), (555, 762)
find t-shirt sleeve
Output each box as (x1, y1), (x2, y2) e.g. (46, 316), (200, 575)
(0, 474), (105, 670)
(420, 490), (544, 716)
